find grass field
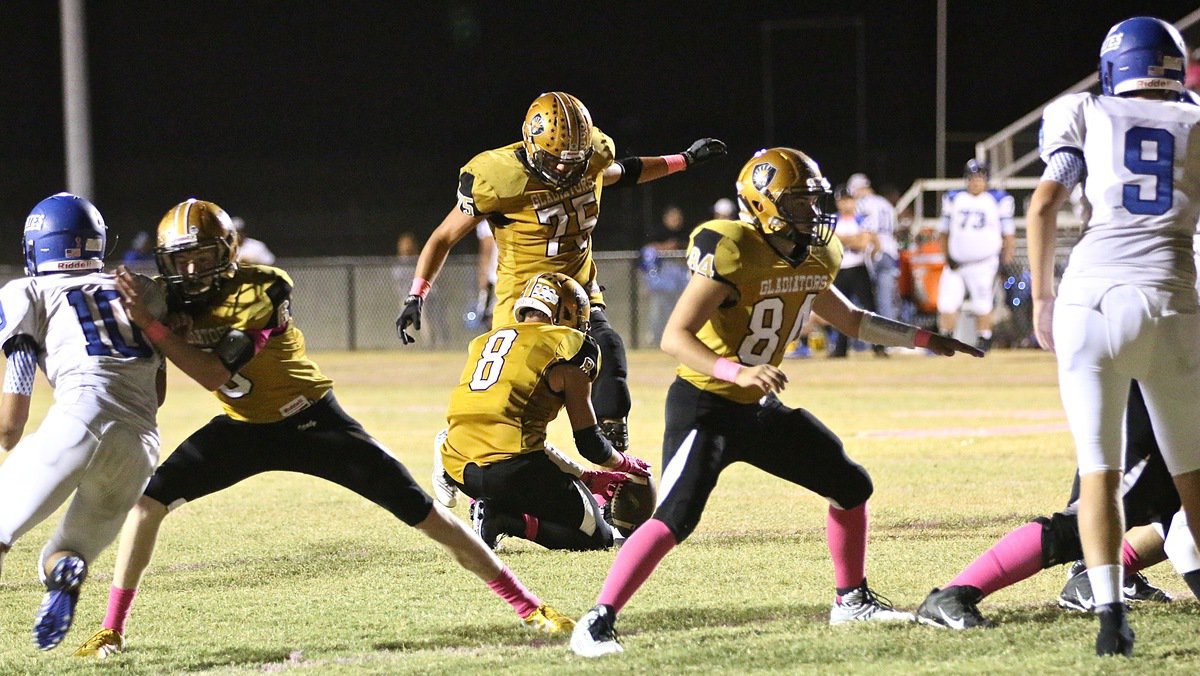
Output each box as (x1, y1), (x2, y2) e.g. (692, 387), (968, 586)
(2, 348), (1199, 674)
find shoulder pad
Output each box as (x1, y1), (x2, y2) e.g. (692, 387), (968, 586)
(565, 333), (601, 381)
(686, 220), (743, 285)
(460, 144), (528, 214)
(591, 127), (616, 168)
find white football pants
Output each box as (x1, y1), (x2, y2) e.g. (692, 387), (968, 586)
(0, 402), (158, 574)
(1054, 282), (1200, 476)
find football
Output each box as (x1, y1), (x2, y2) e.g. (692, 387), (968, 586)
(610, 473), (657, 537)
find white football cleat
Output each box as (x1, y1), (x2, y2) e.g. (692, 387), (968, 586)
(830, 584), (916, 625)
(431, 429), (457, 507)
(571, 604), (624, 657)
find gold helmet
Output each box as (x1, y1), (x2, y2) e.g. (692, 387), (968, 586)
(522, 92), (595, 189)
(735, 147), (836, 266)
(513, 272), (591, 331)
(155, 199), (239, 305)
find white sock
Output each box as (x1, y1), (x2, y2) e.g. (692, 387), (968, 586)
(1087, 564), (1123, 607)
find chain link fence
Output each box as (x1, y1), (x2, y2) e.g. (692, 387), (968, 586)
(0, 232), (1078, 352)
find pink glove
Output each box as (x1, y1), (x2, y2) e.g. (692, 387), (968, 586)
(581, 470), (627, 504)
(611, 452), (652, 478)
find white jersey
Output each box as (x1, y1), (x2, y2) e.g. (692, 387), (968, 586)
(836, 213), (867, 269)
(1041, 92), (1200, 298)
(856, 193), (899, 259)
(938, 189), (1015, 263)
(0, 272), (163, 430)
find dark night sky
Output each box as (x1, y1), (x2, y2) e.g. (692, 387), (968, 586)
(2, 1), (1199, 263)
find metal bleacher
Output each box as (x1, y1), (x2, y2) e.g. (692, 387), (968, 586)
(896, 8), (1200, 248)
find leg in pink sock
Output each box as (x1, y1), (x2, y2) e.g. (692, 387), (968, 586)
(948, 521), (1044, 597)
(486, 567), (540, 618)
(827, 503), (867, 594)
(103, 586), (137, 634)
(596, 518), (678, 613)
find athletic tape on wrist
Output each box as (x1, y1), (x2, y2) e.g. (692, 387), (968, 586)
(712, 357), (744, 383)
(409, 277), (432, 299)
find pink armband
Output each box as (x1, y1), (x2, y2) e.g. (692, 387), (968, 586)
(663, 154), (688, 174)
(143, 321), (170, 343)
(914, 329), (933, 348)
(409, 277), (432, 299)
(712, 357), (744, 383)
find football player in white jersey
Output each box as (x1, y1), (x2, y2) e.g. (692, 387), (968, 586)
(0, 193), (165, 651)
(1028, 16), (1200, 657)
(937, 160), (1015, 350)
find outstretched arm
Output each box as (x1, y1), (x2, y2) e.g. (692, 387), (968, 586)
(602, 138), (728, 187)
(813, 285), (983, 357)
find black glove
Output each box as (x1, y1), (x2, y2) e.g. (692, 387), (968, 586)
(396, 295), (423, 345)
(682, 138), (727, 167)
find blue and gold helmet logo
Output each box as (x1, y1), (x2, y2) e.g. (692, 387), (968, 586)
(529, 113), (546, 136)
(751, 162), (776, 191)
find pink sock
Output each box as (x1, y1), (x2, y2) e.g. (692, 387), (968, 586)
(597, 518), (677, 613)
(1122, 540), (1142, 572)
(486, 567), (540, 618)
(948, 521), (1044, 597)
(827, 503), (868, 592)
(523, 514), (539, 541)
(103, 586), (137, 634)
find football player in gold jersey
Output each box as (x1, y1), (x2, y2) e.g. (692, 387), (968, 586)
(73, 200), (572, 659)
(440, 273), (651, 551)
(572, 148), (982, 657)
(396, 91), (726, 456)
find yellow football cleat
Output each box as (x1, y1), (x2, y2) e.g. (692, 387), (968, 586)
(73, 628), (124, 658)
(522, 604), (575, 634)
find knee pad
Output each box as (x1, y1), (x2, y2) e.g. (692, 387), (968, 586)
(1164, 511), (1200, 575)
(825, 462), (873, 510)
(1036, 513), (1082, 568)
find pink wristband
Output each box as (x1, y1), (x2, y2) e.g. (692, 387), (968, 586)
(712, 357), (744, 383)
(143, 321), (170, 343)
(409, 277), (432, 299)
(663, 154), (688, 174)
(914, 329), (933, 348)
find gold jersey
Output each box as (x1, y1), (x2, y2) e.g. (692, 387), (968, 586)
(678, 219), (843, 404)
(442, 323), (601, 483)
(456, 128), (617, 328)
(180, 265), (333, 422)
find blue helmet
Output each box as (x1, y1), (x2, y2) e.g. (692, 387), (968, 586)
(23, 192), (107, 276)
(1099, 17), (1187, 98)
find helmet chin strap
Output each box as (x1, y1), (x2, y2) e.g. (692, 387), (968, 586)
(762, 229), (812, 267)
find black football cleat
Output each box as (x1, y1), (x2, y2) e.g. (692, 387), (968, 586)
(916, 586), (995, 630)
(1095, 602), (1134, 657)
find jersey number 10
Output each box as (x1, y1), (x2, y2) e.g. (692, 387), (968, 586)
(67, 288), (153, 358)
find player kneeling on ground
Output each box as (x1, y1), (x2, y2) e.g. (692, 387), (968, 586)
(0, 194), (165, 651)
(73, 199), (571, 659)
(435, 272), (652, 551)
(571, 148), (983, 657)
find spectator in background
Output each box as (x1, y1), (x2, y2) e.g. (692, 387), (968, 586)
(711, 197), (736, 220)
(640, 205), (690, 344)
(121, 231), (155, 266)
(848, 173), (898, 356)
(827, 184), (879, 357)
(936, 159), (1015, 351)
(231, 216), (276, 265)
